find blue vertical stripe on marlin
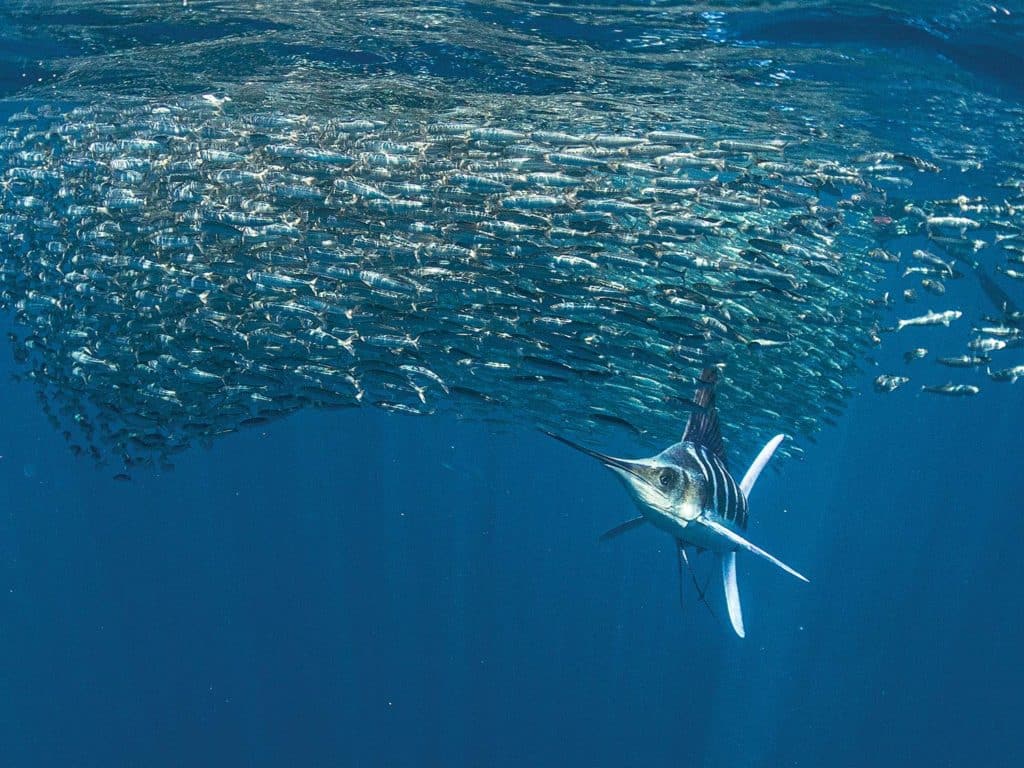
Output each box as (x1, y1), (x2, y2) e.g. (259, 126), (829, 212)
(545, 365), (807, 638)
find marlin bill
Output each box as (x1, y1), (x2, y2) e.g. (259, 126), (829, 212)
(546, 366), (807, 638)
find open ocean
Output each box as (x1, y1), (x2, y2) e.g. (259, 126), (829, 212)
(1, 2), (1022, 766)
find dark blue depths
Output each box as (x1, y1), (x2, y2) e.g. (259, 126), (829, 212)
(1, 320), (1022, 768)
(0, 2), (1023, 767)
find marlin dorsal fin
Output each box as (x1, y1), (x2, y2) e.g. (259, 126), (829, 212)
(681, 366), (728, 467)
(739, 434), (785, 499)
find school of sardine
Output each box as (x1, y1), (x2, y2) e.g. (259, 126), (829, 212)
(0, 0), (1021, 474)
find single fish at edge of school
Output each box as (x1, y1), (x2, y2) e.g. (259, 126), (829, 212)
(544, 365), (807, 638)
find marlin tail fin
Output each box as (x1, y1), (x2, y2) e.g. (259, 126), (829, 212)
(721, 551), (744, 638)
(739, 434), (785, 498)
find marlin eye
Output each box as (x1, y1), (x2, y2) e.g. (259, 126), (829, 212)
(658, 468), (677, 489)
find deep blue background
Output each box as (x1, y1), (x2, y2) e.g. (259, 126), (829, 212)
(2, 310), (1022, 767)
(1, 2), (1023, 766)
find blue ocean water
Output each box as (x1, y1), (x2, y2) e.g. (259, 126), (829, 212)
(1, 2), (1022, 766)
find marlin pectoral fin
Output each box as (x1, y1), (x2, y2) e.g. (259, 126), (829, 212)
(721, 551), (745, 638)
(598, 516), (647, 542)
(700, 518), (809, 583)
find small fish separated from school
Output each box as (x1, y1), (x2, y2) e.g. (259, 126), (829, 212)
(546, 367), (806, 638)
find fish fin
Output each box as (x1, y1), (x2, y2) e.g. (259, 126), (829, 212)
(678, 542), (716, 618)
(721, 551), (745, 638)
(677, 541), (687, 609)
(739, 434), (786, 499)
(681, 365), (728, 468)
(598, 516), (647, 542)
(700, 518), (809, 583)
(975, 264), (1020, 317)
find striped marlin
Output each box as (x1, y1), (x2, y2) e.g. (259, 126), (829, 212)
(545, 366), (807, 637)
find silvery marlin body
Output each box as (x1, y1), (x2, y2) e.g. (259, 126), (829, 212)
(546, 366), (807, 638)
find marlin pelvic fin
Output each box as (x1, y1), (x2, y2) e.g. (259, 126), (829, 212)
(679, 541), (716, 618)
(721, 551), (745, 638)
(701, 517), (809, 583)
(739, 433), (785, 498)
(598, 516), (647, 542)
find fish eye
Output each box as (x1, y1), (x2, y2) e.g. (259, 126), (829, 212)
(658, 468), (678, 489)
